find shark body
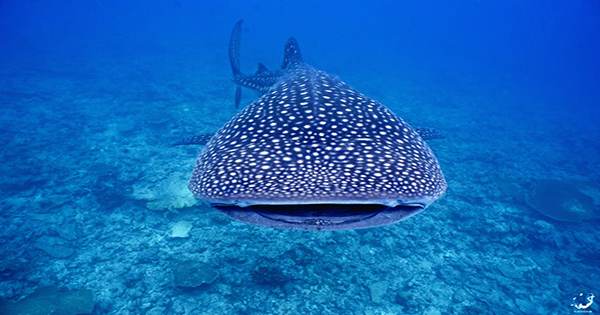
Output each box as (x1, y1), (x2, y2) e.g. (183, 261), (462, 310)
(188, 20), (447, 230)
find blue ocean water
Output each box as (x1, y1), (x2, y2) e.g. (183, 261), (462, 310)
(1, 0), (599, 314)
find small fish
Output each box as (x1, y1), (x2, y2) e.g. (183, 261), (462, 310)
(188, 20), (447, 230)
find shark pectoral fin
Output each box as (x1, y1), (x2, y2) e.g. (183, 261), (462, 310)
(235, 86), (242, 108)
(172, 133), (214, 146)
(415, 127), (444, 141)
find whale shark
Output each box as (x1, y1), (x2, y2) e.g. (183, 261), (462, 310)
(186, 20), (447, 230)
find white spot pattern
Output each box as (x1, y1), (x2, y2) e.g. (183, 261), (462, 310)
(190, 66), (446, 203)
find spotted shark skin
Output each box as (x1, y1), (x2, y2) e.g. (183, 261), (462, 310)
(176, 127), (443, 146)
(188, 21), (447, 230)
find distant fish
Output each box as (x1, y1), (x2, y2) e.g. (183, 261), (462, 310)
(188, 20), (447, 230)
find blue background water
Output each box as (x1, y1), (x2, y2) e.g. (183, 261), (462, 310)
(1, 1), (599, 314)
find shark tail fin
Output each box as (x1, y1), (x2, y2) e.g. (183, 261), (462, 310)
(227, 20), (281, 105)
(282, 37), (303, 69)
(229, 19), (243, 76)
(229, 19), (243, 108)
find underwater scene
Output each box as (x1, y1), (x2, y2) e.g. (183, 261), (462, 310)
(1, 1), (599, 314)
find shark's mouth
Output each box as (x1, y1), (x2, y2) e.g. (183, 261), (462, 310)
(213, 203), (425, 230)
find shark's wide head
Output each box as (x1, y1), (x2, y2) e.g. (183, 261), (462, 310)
(189, 21), (446, 230)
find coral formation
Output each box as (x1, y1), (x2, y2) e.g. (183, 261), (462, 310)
(170, 220), (193, 238)
(0, 287), (94, 315)
(172, 261), (219, 289)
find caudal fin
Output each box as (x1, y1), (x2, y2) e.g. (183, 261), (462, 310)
(229, 19), (243, 76)
(227, 20), (282, 106)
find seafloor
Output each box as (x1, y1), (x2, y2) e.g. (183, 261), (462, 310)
(1, 51), (599, 315)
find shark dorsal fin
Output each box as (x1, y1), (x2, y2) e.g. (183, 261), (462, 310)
(255, 63), (269, 74)
(282, 37), (303, 69)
